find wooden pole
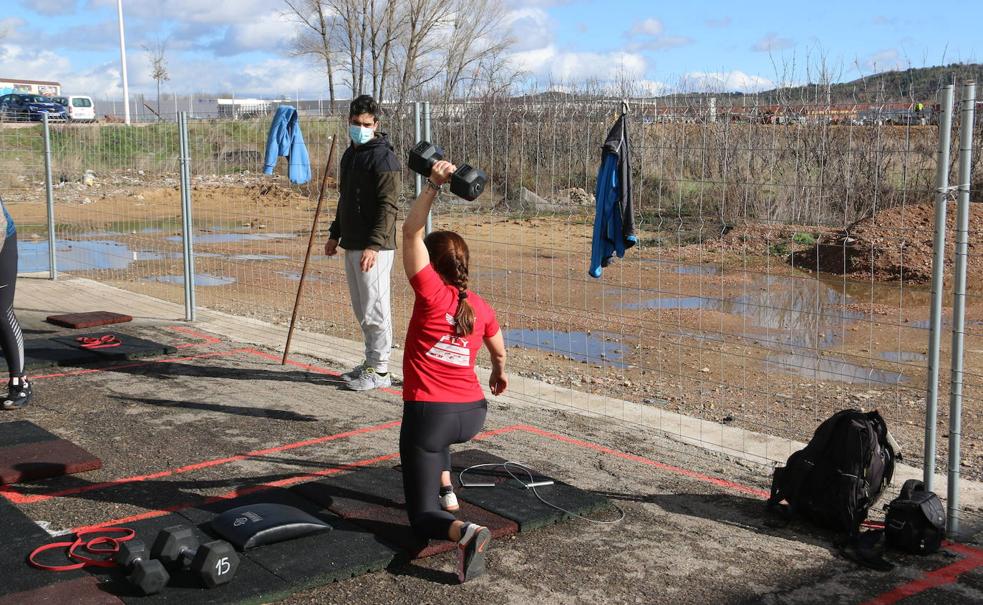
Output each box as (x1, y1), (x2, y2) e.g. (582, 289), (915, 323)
(282, 135), (338, 364)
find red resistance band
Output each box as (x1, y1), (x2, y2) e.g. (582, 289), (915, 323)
(77, 335), (122, 350)
(29, 527), (135, 572)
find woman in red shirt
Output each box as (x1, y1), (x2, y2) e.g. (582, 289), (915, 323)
(400, 160), (508, 583)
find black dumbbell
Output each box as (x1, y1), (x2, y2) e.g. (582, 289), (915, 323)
(115, 540), (170, 595)
(150, 526), (240, 589)
(408, 141), (487, 201)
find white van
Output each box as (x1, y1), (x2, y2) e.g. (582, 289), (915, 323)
(64, 96), (96, 122)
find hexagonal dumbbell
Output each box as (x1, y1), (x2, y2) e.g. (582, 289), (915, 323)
(114, 540), (170, 595)
(407, 141), (487, 201)
(150, 525), (240, 589)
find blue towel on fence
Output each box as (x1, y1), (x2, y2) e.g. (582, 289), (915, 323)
(263, 106), (311, 185)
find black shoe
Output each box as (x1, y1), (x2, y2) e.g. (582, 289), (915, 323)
(2, 377), (32, 410)
(456, 524), (491, 583)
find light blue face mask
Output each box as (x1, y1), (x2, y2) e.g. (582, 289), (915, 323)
(349, 124), (375, 145)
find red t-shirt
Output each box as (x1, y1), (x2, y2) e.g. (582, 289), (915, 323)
(402, 264), (500, 402)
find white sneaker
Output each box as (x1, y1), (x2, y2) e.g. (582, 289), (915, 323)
(340, 361), (367, 382)
(345, 367), (392, 391)
(440, 490), (460, 512)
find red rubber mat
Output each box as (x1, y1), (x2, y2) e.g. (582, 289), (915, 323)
(291, 465), (518, 559)
(0, 421), (101, 484)
(46, 312), (133, 329)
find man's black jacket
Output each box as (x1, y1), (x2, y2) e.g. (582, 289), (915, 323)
(328, 132), (401, 251)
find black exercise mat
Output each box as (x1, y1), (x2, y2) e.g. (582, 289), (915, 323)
(1, 498), (88, 599)
(451, 449), (614, 531)
(0, 420), (58, 449)
(16, 338), (101, 370)
(69, 513), (287, 605)
(52, 332), (177, 362)
(291, 465), (517, 559)
(175, 488), (397, 589)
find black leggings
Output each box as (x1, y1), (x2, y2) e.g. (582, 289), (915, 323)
(0, 234), (22, 378)
(400, 400), (487, 540)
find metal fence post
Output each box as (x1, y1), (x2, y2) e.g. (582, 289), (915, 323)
(178, 112), (196, 322)
(41, 113), (57, 280)
(423, 101), (432, 235)
(925, 84), (955, 491)
(947, 81), (977, 537)
(414, 102), (422, 199)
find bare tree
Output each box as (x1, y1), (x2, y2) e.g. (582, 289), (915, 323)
(440, 0), (514, 100)
(327, 0), (370, 96)
(395, 0), (452, 109)
(368, 0), (400, 100)
(142, 39), (170, 117)
(284, 0), (338, 105)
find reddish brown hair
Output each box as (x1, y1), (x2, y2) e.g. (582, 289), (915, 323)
(424, 230), (475, 337)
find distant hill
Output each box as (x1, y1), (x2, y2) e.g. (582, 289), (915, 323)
(756, 63), (983, 104)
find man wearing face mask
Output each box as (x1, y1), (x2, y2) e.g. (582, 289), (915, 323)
(325, 95), (401, 391)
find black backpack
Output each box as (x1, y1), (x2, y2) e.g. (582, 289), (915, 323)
(768, 409), (897, 535)
(885, 479), (945, 554)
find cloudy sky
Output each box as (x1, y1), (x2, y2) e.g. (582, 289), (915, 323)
(0, 0), (977, 98)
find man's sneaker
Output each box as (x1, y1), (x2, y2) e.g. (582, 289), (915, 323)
(340, 361), (367, 382)
(456, 523), (491, 583)
(2, 377), (32, 410)
(440, 489), (460, 512)
(345, 367), (392, 391)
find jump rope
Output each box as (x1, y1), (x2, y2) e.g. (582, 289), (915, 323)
(458, 461), (626, 525)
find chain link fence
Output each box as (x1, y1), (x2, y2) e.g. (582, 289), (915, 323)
(5, 88), (982, 527)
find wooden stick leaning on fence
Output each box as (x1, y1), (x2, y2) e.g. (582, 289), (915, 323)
(282, 135), (338, 365)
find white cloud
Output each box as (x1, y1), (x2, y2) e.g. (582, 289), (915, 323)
(751, 33), (794, 53)
(679, 70), (774, 93)
(624, 17), (693, 51)
(0, 43), (71, 78)
(210, 11), (296, 56)
(629, 18), (664, 38)
(505, 8), (554, 52)
(636, 35), (693, 51)
(89, 0), (273, 25)
(18, 0), (75, 16)
(510, 44), (647, 81)
(859, 49), (905, 72)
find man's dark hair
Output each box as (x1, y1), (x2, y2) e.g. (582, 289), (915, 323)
(349, 95), (381, 121)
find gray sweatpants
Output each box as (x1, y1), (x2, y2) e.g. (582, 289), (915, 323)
(344, 248), (394, 373)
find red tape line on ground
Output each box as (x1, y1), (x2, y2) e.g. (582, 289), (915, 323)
(515, 425), (983, 602)
(1, 419), (402, 505)
(17, 337), (983, 601)
(167, 326), (223, 345)
(69, 452), (402, 534)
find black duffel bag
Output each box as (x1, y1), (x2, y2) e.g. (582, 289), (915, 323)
(884, 479), (945, 554)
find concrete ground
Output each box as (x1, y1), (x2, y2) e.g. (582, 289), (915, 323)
(3, 274), (983, 604)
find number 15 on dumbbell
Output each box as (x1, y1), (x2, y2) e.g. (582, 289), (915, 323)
(408, 142), (487, 201)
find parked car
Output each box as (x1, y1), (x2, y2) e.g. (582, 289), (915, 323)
(63, 95), (96, 122)
(0, 94), (68, 122)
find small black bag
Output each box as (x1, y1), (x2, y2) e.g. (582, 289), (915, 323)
(884, 479), (945, 554)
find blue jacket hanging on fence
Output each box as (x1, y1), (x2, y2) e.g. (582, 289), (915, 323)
(263, 106), (311, 185)
(589, 113), (637, 278)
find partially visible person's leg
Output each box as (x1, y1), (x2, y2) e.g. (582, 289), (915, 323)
(341, 250), (368, 381)
(400, 403), (458, 539)
(0, 234), (29, 410)
(400, 401), (491, 582)
(346, 249), (393, 390)
(361, 249), (393, 373)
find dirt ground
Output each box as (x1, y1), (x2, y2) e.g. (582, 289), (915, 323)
(3, 313), (983, 604)
(6, 179), (983, 486)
